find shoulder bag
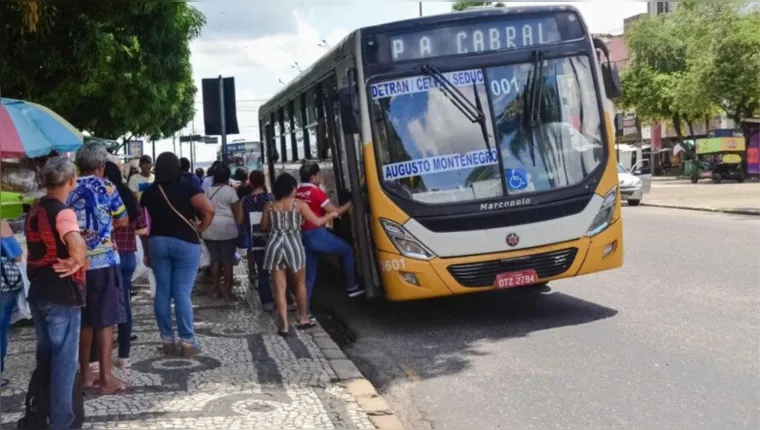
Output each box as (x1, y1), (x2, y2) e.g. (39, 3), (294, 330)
(0, 255), (22, 294)
(158, 184), (201, 241)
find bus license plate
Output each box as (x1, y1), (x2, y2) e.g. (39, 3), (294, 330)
(494, 270), (539, 289)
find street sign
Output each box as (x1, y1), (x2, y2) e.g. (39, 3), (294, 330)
(179, 135), (201, 143)
(178, 135), (218, 144)
(127, 140), (143, 157)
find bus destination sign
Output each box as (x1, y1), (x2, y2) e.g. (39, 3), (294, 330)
(382, 15), (581, 63)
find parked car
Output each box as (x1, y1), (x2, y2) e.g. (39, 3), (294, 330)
(617, 162), (652, 206)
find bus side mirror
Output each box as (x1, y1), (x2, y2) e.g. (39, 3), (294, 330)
(268, 140), (279, 163)
(602, 62), (621, 100)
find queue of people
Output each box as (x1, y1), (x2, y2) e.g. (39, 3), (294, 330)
(3, 145), (362, 429)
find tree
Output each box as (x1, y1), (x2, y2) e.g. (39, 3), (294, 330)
(0, 2), (205, 143)
(452, 2), (505, 12)
(621, 14), (688, 142)
(621, 0), (760, 138)
(701, 13), (760, 123)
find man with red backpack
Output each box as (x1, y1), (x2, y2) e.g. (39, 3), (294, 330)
(23, 157), (87, 429)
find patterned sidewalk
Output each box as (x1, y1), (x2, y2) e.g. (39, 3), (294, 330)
(0, 268), (386, 429)
(643, 182), (760, 215)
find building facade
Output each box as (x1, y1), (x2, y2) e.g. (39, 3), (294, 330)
(647, 1), (678, 16)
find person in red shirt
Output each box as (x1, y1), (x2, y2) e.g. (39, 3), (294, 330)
(296, 163), (360, 306)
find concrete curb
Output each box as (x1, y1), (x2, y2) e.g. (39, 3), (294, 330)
(306, 325), (404, 429)
(244, 286), (403, 429)
(640, 203), (760, 216)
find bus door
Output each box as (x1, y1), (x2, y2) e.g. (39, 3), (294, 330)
(327, 68), (382, 298)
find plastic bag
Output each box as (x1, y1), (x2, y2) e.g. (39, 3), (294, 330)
(133, 234), (149, 283)
(199, 240), (211, 269)
(10, 260), (31, 324)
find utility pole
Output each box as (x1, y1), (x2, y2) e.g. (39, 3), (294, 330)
(191, 119), (196, 170)
(219, 75), (228, 164)
(172, 133), (176, 154)
(419, 2), (422, 17)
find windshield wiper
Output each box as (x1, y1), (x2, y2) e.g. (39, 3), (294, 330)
(521, 50), (545, 166)
(420, 64), (492, 152)
(527, 50), (545, 128)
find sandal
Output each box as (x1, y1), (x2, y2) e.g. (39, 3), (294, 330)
(295, 320), (316, 330)
(277, 329), (290, 338)
(179, 341), (202, 358)
(158, 341), (178, 356)
(99, 381), (134, 396)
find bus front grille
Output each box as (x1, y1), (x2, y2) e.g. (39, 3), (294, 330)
(446, 248), (579, 288)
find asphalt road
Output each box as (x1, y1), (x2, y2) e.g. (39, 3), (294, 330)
(312, 207), (760, 430)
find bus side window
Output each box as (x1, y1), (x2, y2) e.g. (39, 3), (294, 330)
(267, 119), (279, 162)
(316, 83), (332, 161)
(317, 117), (330, 160)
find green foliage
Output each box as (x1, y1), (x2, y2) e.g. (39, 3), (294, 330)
(621, 0), (760, 131)
(702, 12), (760, 122)
(620, 14), (686, 128)
(0, 2), (205, 141)
(452, 2), (505, 12)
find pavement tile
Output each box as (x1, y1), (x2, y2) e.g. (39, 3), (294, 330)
(0, 264), (375, 430)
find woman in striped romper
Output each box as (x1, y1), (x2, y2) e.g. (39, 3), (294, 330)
(261, 173), (337, 335)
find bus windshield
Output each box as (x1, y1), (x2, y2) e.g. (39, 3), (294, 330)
(370, 55), (605, 205)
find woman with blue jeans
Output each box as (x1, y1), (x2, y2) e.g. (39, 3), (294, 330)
(141, 152), (215, 358)
(1, 219), (24, 388)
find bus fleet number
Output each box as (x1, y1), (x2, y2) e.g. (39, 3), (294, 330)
(490, 77), (519, 97)
(380, 259), (407, 272)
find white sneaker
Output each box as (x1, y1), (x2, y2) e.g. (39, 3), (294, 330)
(89, 361), (99, 373)
(116, 358), (131, 369)
(347, 285), (365, 298)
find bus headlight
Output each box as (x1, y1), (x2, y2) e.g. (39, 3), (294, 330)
(380, 218), (435, 260)
(586, 186), (618, 237)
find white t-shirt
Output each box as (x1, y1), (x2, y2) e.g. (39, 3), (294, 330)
(202, 185), (240, 241)
(201, 176), (214, 193)
(128, 174), (154, 199)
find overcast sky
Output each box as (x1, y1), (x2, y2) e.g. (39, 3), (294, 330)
(156, 1), (647, 162)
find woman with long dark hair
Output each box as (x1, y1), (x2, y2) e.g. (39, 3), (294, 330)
(140, 153), (215, 357)
(103, 161), (147, 368)
(241, 171), (274, 310)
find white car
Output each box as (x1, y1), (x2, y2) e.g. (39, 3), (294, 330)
(617, 162), (652, 206)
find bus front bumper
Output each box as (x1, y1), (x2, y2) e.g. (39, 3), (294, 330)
(379, 217), (623, 301)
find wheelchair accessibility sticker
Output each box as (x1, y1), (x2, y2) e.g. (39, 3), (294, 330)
(506, 168), (528, 191)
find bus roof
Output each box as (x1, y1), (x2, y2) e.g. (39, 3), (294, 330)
(259, 4), (585, 117)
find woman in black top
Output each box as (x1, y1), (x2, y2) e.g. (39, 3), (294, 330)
(140, 152), (215, 358)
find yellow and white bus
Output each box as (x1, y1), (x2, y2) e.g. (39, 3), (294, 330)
(258, 5), (624, 301)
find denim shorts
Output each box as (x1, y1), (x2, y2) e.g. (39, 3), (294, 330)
(81, 266), (126, 328)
